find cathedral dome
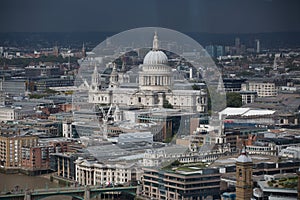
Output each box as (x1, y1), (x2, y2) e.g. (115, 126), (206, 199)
(139, 32), (173, 92)
(143, 32), (168, 65)
(143, 50), (168, 65)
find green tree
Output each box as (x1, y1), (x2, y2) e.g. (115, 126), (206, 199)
(192, 84), (200, 90)
(237, 71), (255, 77)
(45, 88), (58, 94)
(163, 99), (173, 109)
(226, 92), (242, 107)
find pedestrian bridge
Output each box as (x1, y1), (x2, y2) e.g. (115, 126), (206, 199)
(0, 185), (137, 200)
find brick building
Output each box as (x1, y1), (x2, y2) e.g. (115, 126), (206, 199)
(0, 133), (38, 168)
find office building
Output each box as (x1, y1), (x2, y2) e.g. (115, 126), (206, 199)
(142, 166), (220, 200)
(241, 80), (277, 97)
(25, 65), (61, 78)
(21, 146), (50, 171)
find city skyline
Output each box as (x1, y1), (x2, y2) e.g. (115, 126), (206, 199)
(1, 1), (300, 199)
(0, 0), (300, 33)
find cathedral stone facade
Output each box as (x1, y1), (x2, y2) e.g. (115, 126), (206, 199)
(88, 33), (207, 113)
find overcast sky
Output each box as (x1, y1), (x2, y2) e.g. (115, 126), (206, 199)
(0, 0), (299, 33)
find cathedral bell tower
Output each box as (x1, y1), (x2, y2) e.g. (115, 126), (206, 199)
(90, 63), (100, 92)
(109, 63), (119, 88)
(235, 147), (253, 200)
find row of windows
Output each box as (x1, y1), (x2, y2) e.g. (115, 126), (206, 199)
(247, 147), (272, 151)
(144, 175), (220, 183)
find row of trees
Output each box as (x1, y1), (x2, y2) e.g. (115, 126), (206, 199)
(192, 84), (242, 110)
(0, 55), (78, 67)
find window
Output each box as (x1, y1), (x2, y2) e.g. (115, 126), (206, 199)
(239, 169), (242, 178)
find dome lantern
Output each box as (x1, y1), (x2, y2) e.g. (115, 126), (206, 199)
(153, 31), (159, 51)
(143, 33), (168, 65)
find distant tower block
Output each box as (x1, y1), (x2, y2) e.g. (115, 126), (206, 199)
(235, 37), (240, 48)
(255, 39), (260, 53)
(235, 37), (241, 54)
(235, 148), (253, 200)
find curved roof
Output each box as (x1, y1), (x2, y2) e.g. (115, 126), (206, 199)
(143, 32), (168, 65)
(237, 148), (252, 163)
(143, 50), (168, 65)
(237, 154), (252, 163)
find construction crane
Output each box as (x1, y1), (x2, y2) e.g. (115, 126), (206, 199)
(98, 104), (112, 140)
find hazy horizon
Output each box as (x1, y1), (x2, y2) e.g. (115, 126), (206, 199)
(1, 0), (300, 34)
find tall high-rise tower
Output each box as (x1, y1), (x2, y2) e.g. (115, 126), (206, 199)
(255, 39), (260, 54)
(236, 148), (253, 200)
(235, 37), (241, 54)
(235, 37), (240, 48)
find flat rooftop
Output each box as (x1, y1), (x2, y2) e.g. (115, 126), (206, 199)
(210, 154), (279, 168)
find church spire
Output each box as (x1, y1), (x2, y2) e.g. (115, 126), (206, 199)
(112, 62), (117, 72)
(91, 63), (100, 91)
(109, 62), (119, 88)
(93, 62), (97, 74)
(153, 32), (159, 51)
(82, 42), (86, 58)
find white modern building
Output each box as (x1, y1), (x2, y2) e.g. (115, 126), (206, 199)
(246, 143), (277, 156)
(62, 121), (73, 138)
(0, 107), (15, 121)
(279, 146), (300, 159)
(219, 107), (276, 125)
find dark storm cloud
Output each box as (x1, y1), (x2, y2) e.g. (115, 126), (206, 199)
(0, 0), (299, 33)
